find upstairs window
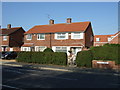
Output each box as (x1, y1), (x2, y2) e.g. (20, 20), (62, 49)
(55, 33), (68, 39)
(3, 36), (7, 41)
(108, 37), (112, 41)
(37, 34), (45, 40)
(71, 32), (84, 39)
(26, 34), (32, 40)
(96, 38), (100, 41)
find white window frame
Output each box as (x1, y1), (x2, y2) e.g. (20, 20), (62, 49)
(3, 36), (7, 41)
(96, 38), (100, 42)
(55, 33), (68, 40)
(35, 46), (47, 52)
(21, 47), (31, 51)
(108, 37), (112, 41)
(26, 34), (32, 40)
(55, 46), (67, 53)
(37, 34), (45, 40)
(71, 32), (84, 39)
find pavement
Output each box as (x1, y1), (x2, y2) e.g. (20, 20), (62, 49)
(0, 59), (120, 76)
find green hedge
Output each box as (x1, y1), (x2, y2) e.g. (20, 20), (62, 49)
(16, 52), (67, 66)
(76, 50), (93, 68)
(43, 48), (54, 52)
(90, 44), (120, 64)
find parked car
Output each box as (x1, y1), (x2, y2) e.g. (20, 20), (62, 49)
(1, 51), (17, 59)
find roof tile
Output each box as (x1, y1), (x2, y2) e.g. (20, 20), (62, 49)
(25, 22), (90, 34)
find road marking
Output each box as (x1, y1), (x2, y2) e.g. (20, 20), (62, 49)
(40, 67), (73, 72)
(0, 84), (23, 90)
(2, 63), (23, 67)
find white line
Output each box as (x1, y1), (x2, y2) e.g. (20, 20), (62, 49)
(40, 67), (72, 72)
(2, 64), (23, 67)
(0, 84), (23, 90)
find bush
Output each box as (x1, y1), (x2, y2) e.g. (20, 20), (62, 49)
(90, 44), (120, 64)
(16, 51), (67, 66)
(76, 50), (93, 68)
(43, 48), (54, 52)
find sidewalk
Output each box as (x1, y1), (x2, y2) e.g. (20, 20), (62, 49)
(1, 59), (120, 75)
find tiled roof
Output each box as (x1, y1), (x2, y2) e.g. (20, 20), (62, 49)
(94, 31), (120, 42)
(94, 35), (113, 42)
(0, 27), (22, 35)
(25, 22), (91, 34)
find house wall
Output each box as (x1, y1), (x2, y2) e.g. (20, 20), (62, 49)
(24, 32), (85, 48)
(94, 42), (108, 46)
(0, 35), (9, 46)
(110, 34), (120, 44)
(9, 28), (25, 47)
(85, 23), (94, 48)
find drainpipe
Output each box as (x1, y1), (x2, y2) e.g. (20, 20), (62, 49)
(49, 33), (52, 48)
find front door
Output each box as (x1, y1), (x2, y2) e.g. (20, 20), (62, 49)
(71, 47), (81, 55)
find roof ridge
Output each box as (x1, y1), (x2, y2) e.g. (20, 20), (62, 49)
(1, 27), (22, 30)
(35, 21), (91, 27)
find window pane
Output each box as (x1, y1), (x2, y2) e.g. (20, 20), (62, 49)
(57, 33), (66, 39)
(27, 34), (32, 40)
(37, 34), (45, 40)
(56, 47), (67, 52)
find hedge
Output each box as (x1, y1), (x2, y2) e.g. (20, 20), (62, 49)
(43, 48), (54, 52)
(76, 50), (93, 68)
(16, 52), (67, 66)
(90, 44), (120, 64)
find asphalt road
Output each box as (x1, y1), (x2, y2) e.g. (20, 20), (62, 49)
(1, 65), (120, 89)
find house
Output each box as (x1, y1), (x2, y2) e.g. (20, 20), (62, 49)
(21, 18), (94, 55)
(94, 31), (120, 46)
(0, 24), (25, 52)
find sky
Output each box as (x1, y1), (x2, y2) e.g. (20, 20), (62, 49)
(1, 1), (119, 35)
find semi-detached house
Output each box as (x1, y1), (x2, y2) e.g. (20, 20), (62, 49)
(0, 24), (25, 52)
(21, 18), (94, 55)
(94, 31), (120, 46)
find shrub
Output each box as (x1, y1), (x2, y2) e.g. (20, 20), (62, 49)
(43, 48), (54, 52)
(76, 50), (93, 68)
(90, 44), (120, 64)
(16, 51), (67, 66)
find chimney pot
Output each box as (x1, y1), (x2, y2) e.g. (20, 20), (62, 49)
(49, 19), (54, 25)
(7, 24), (11, 29)
(67, 18), (72, 24)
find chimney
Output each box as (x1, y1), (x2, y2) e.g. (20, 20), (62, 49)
(67, 18), (72, 24)
(49, 19), (54, 25)
(7, 24), (11, 29)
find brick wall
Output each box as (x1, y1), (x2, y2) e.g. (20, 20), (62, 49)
(85, 23), (94, 48)
(9, 28), (25, 47)
(24, 33), (85, 48)
(0, 36), (9, 46)
(92, 60), (119, 69)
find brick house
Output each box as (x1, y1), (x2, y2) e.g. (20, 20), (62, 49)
(94, 31), (120, 46)
(21, 18), (94, 56)
(0, 24), (25, 52)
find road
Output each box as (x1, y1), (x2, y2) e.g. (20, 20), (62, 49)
(1, 65), (120, 89)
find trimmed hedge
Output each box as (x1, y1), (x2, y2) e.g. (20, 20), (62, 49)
(90, 44), (120, 64)
(76, 50), (93, 68)
(43, 48), (54, 52)
(16, 52), (67, 66)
